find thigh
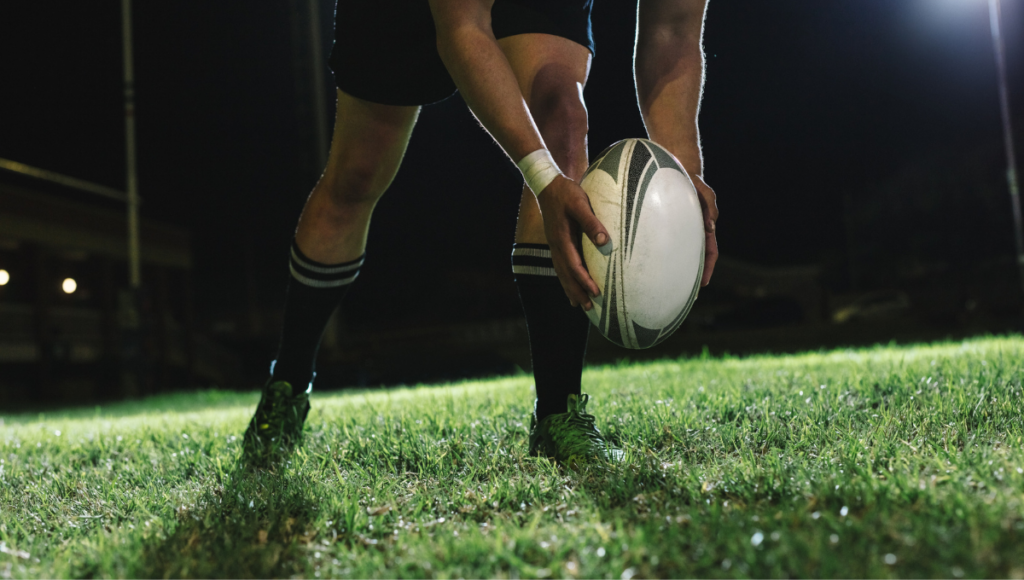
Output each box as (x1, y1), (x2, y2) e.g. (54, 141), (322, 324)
(499, 34), (593, 243)
(321, 88), (420, 197)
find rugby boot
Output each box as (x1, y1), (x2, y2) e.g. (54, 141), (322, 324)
(528, 393), (622, 466)
(242, 380), (310, 467)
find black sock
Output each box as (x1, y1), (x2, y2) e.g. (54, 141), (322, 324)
(512, 243), (590, 422)
(271, 241), (363, 394)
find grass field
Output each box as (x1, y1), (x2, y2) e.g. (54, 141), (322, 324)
(2, 336), (1024, 578)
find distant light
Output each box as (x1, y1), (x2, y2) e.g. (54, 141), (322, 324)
(62, 278), (77, 294)
(0, 269), (8, 286)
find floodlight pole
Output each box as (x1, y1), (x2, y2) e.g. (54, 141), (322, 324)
(989, 0), (1024, 294)
(121, 0), (142, 395)
(307, 0), (329, 168)
(121, 0), (141, 293)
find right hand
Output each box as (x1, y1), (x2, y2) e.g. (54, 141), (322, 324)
(536, 175), (611, 310)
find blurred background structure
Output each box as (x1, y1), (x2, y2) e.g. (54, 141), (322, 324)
(0, 0), (1022, 407)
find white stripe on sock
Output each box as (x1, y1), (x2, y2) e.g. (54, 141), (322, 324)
(289, 263), (360, 288)
(512, 264), (557, 277)
(511, 246), (552, 259)
(291, 247), (364, 274)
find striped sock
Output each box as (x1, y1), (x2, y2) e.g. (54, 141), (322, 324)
(271, 241), (364, 394)
(512, 243), (591, 422)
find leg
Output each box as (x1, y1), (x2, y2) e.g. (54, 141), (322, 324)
(296, 89), (420, 264)
(271, 89), (419, 392)
(499, 34), (594, 423)
(500, 35), (593, 243)
(243, 90), (419, 465)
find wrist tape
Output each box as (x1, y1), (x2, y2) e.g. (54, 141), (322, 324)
(517, 149), (562, 197)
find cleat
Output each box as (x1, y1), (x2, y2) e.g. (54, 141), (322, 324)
(241, 380), (310, 467)
(528, 393), (622, 466)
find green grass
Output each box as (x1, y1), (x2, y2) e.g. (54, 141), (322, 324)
(2, 336), (1024, 578)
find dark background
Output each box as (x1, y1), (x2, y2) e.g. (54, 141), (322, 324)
(1, 0), (1023, 395)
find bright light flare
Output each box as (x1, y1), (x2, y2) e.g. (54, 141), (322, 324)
(62, 278), (77, 294)
(0, 269), (8, 285)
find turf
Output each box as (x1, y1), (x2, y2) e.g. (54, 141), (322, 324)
(2, 336), (1024, 578)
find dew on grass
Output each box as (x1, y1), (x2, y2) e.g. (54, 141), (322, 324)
(751, 532), (764, 547)
(884, 553), (897, 565)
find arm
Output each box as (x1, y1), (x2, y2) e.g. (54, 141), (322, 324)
(635, 0), (719, 286)
(429, 0), (610, 309)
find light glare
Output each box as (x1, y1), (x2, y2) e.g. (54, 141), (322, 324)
(0, 269), (8, 285)
(62, 278), (77, 294)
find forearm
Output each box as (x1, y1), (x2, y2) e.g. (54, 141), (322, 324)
(431, 0), (546, 165)
(635, 0), (708, 177)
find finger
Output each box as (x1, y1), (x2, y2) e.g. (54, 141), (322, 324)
(569, 261), (597, 307)
(568, 197), (613, 255)
(701, 231), (719, 287)
(560, 233), (601, 299)
(546, 231), (595, 308)
(694, 180), (719, 225)
(557, 261), (593, 309)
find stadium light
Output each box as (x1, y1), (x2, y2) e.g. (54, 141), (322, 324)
(0, 269), (9, 286)
(62, 278), (77, 294)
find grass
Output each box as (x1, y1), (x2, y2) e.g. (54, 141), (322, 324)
(2, 336), (1024, 578)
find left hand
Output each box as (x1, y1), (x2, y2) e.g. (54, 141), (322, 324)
(691, 173), (718, 287)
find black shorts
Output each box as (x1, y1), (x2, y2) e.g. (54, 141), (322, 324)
(330, 0), (594, 107)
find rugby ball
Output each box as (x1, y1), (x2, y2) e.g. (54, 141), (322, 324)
(580, 139), (704, 349)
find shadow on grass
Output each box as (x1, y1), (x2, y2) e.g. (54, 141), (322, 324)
(135, 462), (318, 578)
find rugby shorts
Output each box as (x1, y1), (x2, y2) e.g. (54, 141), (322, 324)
(330, 0), (595, 106)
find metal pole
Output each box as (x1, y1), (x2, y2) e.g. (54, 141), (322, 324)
(307, 0), (329, 168)
(121, 0), (142, 396)
(989, 0), (1024, 294)
(121, 0), (141, 291)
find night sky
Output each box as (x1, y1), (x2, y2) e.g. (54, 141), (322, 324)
(2, 0), (1022, 331)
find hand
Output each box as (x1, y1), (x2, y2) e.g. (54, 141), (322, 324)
(536, 175), (611, 310)
(691, 173), (719, 287)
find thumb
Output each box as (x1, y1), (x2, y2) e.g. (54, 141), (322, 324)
(569, 198), (613, 256)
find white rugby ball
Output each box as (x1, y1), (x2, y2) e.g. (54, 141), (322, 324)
(580, 138), (704, 349)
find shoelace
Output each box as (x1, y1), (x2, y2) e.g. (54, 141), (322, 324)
(564, 396), (606, 448)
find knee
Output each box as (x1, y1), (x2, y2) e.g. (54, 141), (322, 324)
(533, 85), (588, 138)
(529, 79), (589, 174)
(318, 158), (387, 209)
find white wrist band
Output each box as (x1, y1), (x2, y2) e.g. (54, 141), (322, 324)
(517, 149), (563, 197)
